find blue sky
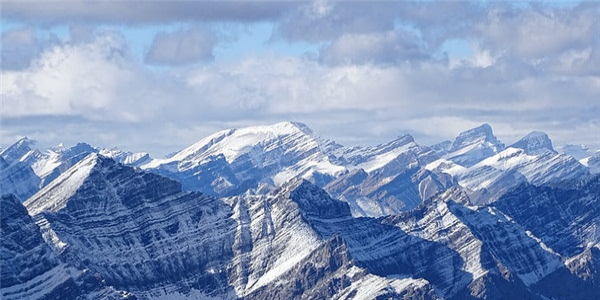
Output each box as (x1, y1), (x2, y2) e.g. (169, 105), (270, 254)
(1, 1), (599, 156)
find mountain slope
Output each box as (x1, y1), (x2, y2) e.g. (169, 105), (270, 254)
(324, 134), (444, 216)
(25, 154), (237, 299)
(271, 179), (470, 298)
(142, 121), (345, 196)
(1, 194), (82, 300)
(226, 178), (445, 298)
(427, 130), (589, 205)
(1, 194), (132, 300)
(21, 154), (445, 299)
(0, 156), (40, 201)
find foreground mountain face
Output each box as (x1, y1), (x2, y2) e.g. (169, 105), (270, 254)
(1, 194), (133, 300)
(2, 121), (599, 299)
(10, 154), (444, 299)
(4, 152), (598, 299)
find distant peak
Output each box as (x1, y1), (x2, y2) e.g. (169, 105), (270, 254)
(74, 142), (94, 148)
(11, 137), (37, 149)
(523, 131), (549, 139)
(278, 178), (352, 218)
(510, 131), (556, 155)
(395, 133), (415, 143)
(451, 123), (503, 151)
(1, 137), (38, 161)
(463, 123), (493, 138)
(274, 121), (314, 135)
(16, 136), (36, 145)
(25, 152), (106, 215)
(60, 142), (98, 159)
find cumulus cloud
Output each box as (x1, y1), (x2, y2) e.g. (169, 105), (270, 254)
(2, 30), (173, 122)
(275, 1), (398, 43)
(1, 27), (58, 70)
(475, 5), (599, 58)
(275, 1), (483, 50)
(319, 30), (429, 66)
(145, 27), (216, 65)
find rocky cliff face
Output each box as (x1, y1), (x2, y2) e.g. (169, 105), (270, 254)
(383, 183), (600, 300)
(14, 155), (451, 299)
(0, 157), (40, 202)
(24, 154), (237, 299)
(1, 194), (80, 300)
(491, 176), (600, 299)
(1, 194), (133, 300)
(226, 178), (445, 299)
(326, 167), (454, 217)
(493, 176), (600, 258)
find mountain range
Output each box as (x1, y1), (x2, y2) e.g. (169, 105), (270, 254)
(1, 121), (599, 299)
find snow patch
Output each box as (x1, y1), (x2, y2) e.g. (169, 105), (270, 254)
(25, 153), (98, 215)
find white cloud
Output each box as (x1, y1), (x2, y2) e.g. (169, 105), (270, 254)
(319, 30), (429, 65)
(2, 31), (168, 122)
(1, 1), (599, 155)
(475, 5), (599, 59)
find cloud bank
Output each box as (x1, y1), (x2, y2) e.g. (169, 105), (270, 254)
(1, 1), (599, 156)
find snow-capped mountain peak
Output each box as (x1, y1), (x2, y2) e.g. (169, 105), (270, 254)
(450, 123), (501, 152)
(146, 121), (320, 169)
(24, 153), (103, 215)
(3, 121), (600, 300)
(510, 131), (556, 155)
(444, 124), (505, 167)
(99, 147), (151, 167)
(332, 133), (421, 172)
(0, 137), (37, 163)
(141, 121), (346, 195)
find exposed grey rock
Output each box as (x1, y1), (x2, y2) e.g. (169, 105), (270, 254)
(1, 194), (134, 300)
(326, 167), (454, 216)
(25, 154), (237, 298)
(445, 124), (505, 167)
(0, 157), (40, 202)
